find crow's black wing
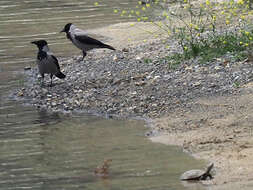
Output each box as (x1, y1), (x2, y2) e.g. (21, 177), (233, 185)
(51, 55), (60, 70)
(75, 34), (105, 46)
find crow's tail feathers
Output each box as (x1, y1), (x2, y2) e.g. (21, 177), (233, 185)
(55, 72), (66, 79)
(102, 44), (116, 51)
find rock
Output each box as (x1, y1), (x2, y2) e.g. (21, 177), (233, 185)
(135, 81), (146, 86)
(192, 81), (201, 87)
(42, 88), (48, 94)
(185, 66), (193, 72)
(136, 56), (141, 61)
(18, 91), (24, 97)
(24, 67), (31, 71)
(113, 55), (118, 61)
(122, 48), (129, 52)
(214, 65), (223, 71)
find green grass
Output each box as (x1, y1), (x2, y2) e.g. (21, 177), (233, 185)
(162, 33), (251, 66)
(233, 81), (241, 88)
(143, 58), (153, 64)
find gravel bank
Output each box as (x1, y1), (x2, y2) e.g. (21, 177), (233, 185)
(17, 39), (253, 118)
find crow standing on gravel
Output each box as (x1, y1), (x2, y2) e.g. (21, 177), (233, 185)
(31, 40), (66, 87)
(60, 23), (115, 61)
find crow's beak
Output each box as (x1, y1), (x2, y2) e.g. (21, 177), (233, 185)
(60, 28), (65, 33)
(31, 41), (37, 45)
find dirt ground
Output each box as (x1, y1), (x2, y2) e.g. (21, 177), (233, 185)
(151, 83), (253, 190)
(88, 22), (166, 49)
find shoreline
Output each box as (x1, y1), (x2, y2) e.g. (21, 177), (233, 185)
(150, 86), (253, 189)
(17, 21), (253, 189)
(150, 87), (253, 190)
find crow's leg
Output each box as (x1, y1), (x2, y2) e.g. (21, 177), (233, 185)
(82, 51), (87, 61)
(50, 74), (53, 87)
(40, 73), (45, 87)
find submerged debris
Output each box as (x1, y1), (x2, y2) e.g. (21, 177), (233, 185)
(94, 159), (112, 177)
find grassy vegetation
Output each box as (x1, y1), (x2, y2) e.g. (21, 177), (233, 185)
(109, 0), (253, 65)
(90, 0), (253, 66)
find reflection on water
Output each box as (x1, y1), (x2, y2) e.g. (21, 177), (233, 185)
(34, 110), (61, 125)
(0, 1), (205, 189)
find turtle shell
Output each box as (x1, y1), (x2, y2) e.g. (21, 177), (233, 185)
(180, 169), (205, 180)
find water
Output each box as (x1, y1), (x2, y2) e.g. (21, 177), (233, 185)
(0, 113), (205, 190)
(0, 0), (135, 72)
(0, 1), (205, 189)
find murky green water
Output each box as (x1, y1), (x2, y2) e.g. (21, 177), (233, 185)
(0, 1), (205, 190)
(0, 112), (205, 190)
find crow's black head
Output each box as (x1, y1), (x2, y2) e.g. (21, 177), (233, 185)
(60, 23), (72, 33)
(31, 40), (48, 50)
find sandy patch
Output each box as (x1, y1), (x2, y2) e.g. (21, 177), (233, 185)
(151, 84), (253, 189)
(88, 22), (167, 49)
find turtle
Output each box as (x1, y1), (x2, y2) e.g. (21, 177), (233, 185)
(180, 163), (214, 181)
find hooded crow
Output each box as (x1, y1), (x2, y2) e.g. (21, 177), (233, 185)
(31, 40), (66, 87)
(60, 23), (115, 61)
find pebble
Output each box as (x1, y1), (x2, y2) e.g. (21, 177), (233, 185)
(24, 67), (31, 71)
